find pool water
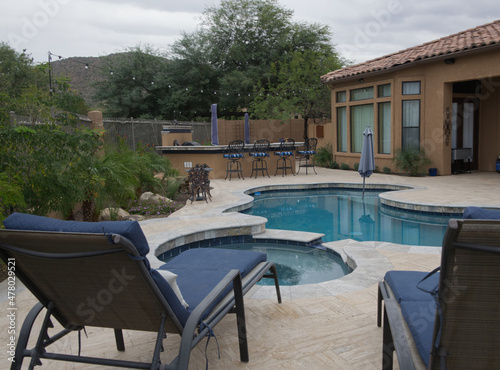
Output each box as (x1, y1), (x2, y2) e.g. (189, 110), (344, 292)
(216, 243), (350, 286)
(242, 188), (458, 246)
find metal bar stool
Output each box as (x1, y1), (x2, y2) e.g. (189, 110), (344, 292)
(274, 138), (295, 176)
(223, 140), (245, 180)
(249, 139), (270, 178)
(297, 138), (318, 175)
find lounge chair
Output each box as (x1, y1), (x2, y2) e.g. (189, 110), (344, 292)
(377, 216), (500, 369)
(0, 213), (281, 369)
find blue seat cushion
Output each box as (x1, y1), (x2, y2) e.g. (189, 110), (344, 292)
(463, 206), (500, 219)
(275, 151), (293, 156)
(400, 300), (436, 367)
(384, 270), (438, 302)
(298, 150), (316, 155)
(223, 153), (244, 159)
(3, 212), (150, 256)
(250, 152), (269, 158)
(163, 248), (267, 278)
(160, 248), (267, 322)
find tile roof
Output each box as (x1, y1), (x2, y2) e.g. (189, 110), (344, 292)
(322, 19), (500, 84)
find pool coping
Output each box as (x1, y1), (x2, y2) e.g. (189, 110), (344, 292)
(144, 181), (449, 299)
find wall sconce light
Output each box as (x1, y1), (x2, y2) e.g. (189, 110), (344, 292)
(443, 107), (452, 146)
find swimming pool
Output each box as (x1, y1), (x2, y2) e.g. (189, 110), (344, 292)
(241, 188), (459, 246)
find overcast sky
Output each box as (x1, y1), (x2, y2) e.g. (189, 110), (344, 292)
(1, 0), (499, 67)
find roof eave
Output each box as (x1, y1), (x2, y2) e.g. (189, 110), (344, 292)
(322, 43), (500, 86)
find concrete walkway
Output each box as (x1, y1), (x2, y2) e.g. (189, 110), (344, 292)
(0, 168), (497, 369)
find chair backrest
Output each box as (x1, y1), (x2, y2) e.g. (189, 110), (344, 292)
(0, 229), (183, 334)
(253, 139), (270, 153)
(430, 219), (500, 369)
(305, 138), (318, 151)
(227, 140), (245, 154)
(279, 138), (295, 151)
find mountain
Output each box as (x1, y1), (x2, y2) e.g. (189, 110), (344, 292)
(50, 53), (125, 107)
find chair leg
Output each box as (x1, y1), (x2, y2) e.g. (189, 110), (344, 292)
(114, 329), (125, 351)
(233, 274), (249, 362)
(382, 306), (395, 370)
(11, 302), (44, 370)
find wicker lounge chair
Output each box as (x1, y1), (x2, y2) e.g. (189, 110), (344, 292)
(377, 217), (500, 369)
(0, 213), (281, 370)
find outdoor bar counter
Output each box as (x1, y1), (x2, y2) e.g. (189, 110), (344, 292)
(156, 142), (303, 179)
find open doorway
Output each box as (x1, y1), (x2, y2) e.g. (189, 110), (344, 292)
(451, 81), (480, 173)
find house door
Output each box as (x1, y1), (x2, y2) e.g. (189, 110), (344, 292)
(451, 98), (479, 172)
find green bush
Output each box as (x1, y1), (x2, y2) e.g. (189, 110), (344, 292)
(128, 198), (182, 217)
(315, 144), (334, 168)
(382, 166), (392, 174)
(340, 163), (350, 170)
(353, 162), (359, 171)
(393, 146), (431, 176)
(330, 161), (339, 169)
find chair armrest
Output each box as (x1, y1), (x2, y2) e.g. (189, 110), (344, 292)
(177, 269), (244, 365)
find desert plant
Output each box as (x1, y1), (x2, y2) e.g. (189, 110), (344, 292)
(393, 146), (431, 176)
(315, 144), (334, 168)
(340, 163), (350, 170)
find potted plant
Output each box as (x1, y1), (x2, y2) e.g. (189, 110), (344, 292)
(393, 146), (431, 176)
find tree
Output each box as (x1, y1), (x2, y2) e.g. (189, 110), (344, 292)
(93, 45), (169, 118)
(251, 49), (344, 139)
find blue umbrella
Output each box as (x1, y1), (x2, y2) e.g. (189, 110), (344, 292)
(211, 104), (219, 145)
(244, 113), (250, 144)
(358, 127), (375, 198)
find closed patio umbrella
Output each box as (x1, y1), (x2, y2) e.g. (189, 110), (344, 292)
(358, 127), (375, 198)
(244, 113), (250, 144)
(211, 104), (219, 145)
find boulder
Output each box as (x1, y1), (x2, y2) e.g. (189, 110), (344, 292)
(100, 207), (130, 221)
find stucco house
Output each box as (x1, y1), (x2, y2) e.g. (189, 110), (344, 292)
(321, 19), (500, 175)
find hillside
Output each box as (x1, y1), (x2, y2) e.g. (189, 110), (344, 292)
(50, 53), (125, 107)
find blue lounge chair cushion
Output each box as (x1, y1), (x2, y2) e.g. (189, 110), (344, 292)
(400, 300), (436, 367)
(3, 212), (150, 256)
(160, 248), (267, 323)
(384, 270), (439, 302)
(297, 150), (316, 155)
(463, 206), (500, 220)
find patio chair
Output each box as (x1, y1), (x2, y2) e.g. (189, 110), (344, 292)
(188, 163), (212, 203)
(223, 140), (245, 180)
(0, 213), (281, 370)
(249, 139), (270, 178)
(296, 138), (318, 175)
(274, 138), (295, 176)
(377, 217), (500, 369)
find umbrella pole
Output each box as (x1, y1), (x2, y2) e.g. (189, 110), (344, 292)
(362, 177), (366, 198)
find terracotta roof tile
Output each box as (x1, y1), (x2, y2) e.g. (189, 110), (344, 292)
(322, 19), (500, 84)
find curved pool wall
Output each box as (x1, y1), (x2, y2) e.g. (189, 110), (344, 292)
(144, 182), (452, 299)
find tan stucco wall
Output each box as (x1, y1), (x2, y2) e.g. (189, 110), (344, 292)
(327, 47), (500, 175)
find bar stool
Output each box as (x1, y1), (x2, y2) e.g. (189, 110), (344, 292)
(249, 139), (270, 178)
(223, 140), (245, 180)
(274, 138), (295, 176)
(297, 138), (318, 175)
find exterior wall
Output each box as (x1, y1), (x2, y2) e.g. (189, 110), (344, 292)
(327, 48), (500, 175)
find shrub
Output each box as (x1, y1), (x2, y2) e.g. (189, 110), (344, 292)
(340, 163), (350, 170)
(315, 144), (334, 168)
(330, 161), (339, 169)
(382, 166), (392, 174)
(393, 146), (431, 176)
(128, 198), (182, 217)
(353, 162), (359, 171)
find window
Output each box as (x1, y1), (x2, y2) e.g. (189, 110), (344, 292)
(350, 104), (373, 153)
(336, 91), (346, 103)
(402, 100), (420, 149)
(337, 107), (347, 152)
(402, 81), (421, 95)
(350, 87), (374, 101)
(378, 102), (391, 154)
(378, 84), (391, 97)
